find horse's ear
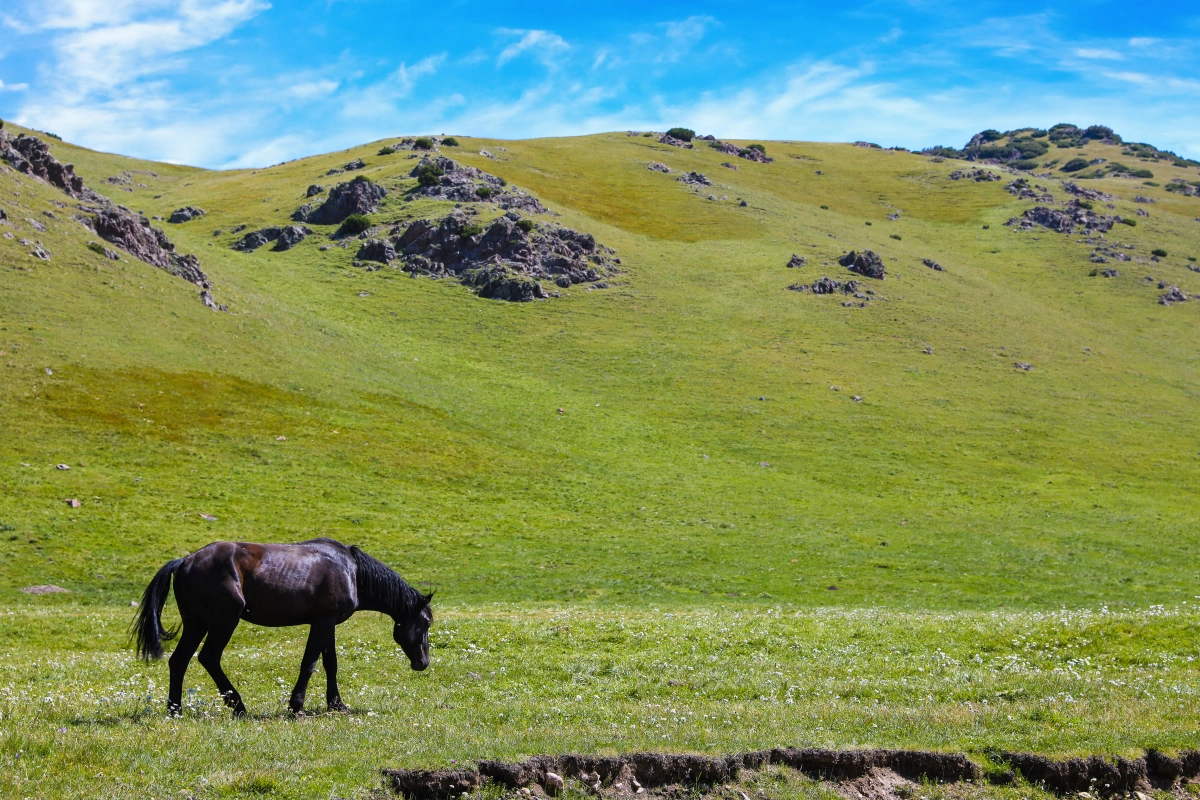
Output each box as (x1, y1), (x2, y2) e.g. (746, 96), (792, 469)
(422, 590), (434, 607)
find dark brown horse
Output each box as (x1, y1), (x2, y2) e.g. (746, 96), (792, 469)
(133, 537), (432, 717)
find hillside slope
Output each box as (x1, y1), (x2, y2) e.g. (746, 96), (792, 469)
(1, 123), (1199, 610)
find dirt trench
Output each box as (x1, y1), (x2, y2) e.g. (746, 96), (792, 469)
(382, 748), (1200, 800)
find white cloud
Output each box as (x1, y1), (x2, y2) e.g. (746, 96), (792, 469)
(0, 78), (30, 91)
(287, 79), (338, 99)
(394, 54), (445, 95)
(497, 29), (569, 67)
(1073, 47), (1123, 60)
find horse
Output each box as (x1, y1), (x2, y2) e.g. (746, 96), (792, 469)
(132, 537), (432, 717)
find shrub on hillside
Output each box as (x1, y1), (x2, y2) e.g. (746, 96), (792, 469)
(1009, 138), (1049, 158)
(441, 137), (460, 147)
(459, 224), (483, 239)
(1061, 158), (1091, 172)
(415, 162), (444, 187)
(87, 242), (107, 256)
(1012, 159), (1041, 171)
(923, 146), (961, 158)
(1130, 169), (1154, 179)
(1119, 217), (1137, 226)
(1152, 248), (1168, 257)
(1077, 199), (1094, 209)
(413, 137), (435, 150)
(475, 185), (493, 199)
(666, 127), (695, 142)
(746, 143), (766, 154)
(975, 129), (1004, 143)
(516, 218), (535, 233)
(378, 146), (396, 156)
(337, 214), (372, 236)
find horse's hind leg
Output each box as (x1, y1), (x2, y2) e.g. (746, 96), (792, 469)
(197, 619), (246, 718)
(289, 620), (334, 715)
(323, 629), (347, 712)
(167, 622), (207, 716)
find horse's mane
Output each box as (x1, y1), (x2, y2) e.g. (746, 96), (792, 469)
(349, 546), (428, 617)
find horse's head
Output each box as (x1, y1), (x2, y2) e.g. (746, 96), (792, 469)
(393, 593), (433, 671)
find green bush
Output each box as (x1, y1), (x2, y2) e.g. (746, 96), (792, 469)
(378, 146), (396, 156)
(975, 129), (1003, 143)
(864, 221), (872, 226)
(441, 137), (460, 147)
(1077, 200), (1093, 210)
(337, 214), (372, 236)
(86, 242), (107, 256)
(475, 185), (493, 199)
(498, 177), (507, 187)
(413, 137), (434, 150)
(746, 143), (766, 154)
(642, 132), (653, 137)
(1012, 159), (1040, 171)
(1061, 158), (1090, 172)
(516, 219), (535, 233)
(973, 144), (1012, 160)
(1130, 169), (1154, 178)
(1143, 181), (1159, 187)
(459, 224), (483, 239)
(889, 234), (902, 241)
(415, 162), (444, 187)
(666, 127), (695, 142)
(1119, 218), (1137, 227)
(820, 205), (829, 210)
(982, 225), (990, 229)
(1152, 248), (1168, 257)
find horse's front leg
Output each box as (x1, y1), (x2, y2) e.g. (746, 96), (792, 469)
(323, 628), (347, 712)
(290, 620), (334, 715)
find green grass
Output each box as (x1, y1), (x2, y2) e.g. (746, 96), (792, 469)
(1, 122), (1200, 797)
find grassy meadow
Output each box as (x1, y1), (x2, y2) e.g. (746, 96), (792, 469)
(1, 122), (1199, 797)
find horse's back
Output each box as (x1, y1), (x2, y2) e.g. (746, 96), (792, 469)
(175, 539), (359, 627)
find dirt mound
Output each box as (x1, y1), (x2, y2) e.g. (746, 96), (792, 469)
(839, 250), (885, 280)
(409, 156), (549, 214)
(0, 132), (85, 198)
(997, 749), (1200, 793)
(393, 210), (617, 300)
(21, 584), (69, 594)
(299, 175), (388, 225)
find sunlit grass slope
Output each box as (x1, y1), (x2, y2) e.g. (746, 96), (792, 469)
(1, 124), (1199, 609)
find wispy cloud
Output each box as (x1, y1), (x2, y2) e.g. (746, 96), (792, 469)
(0, 79), (30, 91)
(497, 30), (569, 67)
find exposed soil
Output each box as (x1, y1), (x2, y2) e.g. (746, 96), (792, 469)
(383, 748), (1200, 800)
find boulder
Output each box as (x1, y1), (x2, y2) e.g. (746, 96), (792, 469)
(306, 184), (324, 197)
(233, 227), (284, 252)
(409, 156), (549, 214)
(301, 176), (388, 225)
(922, 258), (944, 271)
(810, 276), (842, 294)
(678, 171), (712, 187)
(659, 134), (693, 148)
(343, 158), (366, 171)
(738, 147), (773, 164)
(1159, 284), (1188, 305)
(838, 250), (885, 280)
(1010, 206), (1117, 234)
(273, 225), (312, 251)
(788, 254), (806, 268)
(357, 238), (396, 263)
(168, 207), (205, 224)
(1061, 182), (1111, 201)
(647, 162), (671, 173)
(1133, 196), (1156, 204)
(200, 290), (228, 311)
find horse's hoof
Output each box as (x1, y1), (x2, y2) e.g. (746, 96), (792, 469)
(166, 703), (182, 718)
(327, 699), (348, 713)
(232, 705), (247, 719)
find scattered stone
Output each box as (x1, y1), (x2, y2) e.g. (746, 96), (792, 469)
(199, 513), (218, 521)
(200, 290), (228, 312)
(1137, 208), (1150, 217)
(306, 184), (325, 197)
(787, 254), (806, 268)
(1014, 362), (1033, 371)
(1100, 268), (1120, 277)
(299, 176), (388, 225)
(810, 276), (843, 294)
(1005, 178), (1053, 202)
(721, 162), (738, 170)
(922, 258), (944, 271)
(1061, 182), (1111, 201)
(853, 396), (863, 402)
(343, 158), (366, 171)
(949, 169), (1000, 182)
(1159, 284), (1188, 305)
(357, 238), (397, 263)
(233, 227), (283, 252)
(396, 210), (616, 300)
(65, 498), (81, 508)
(31, 243), (50, 260)
(646, 162), (671, 173)
(56, 464), (71, 470)
(21, 585), (69, 594)
(168, 207), (205, 224)
(1133, 195), (1156, 204)
(25, 217), (46, 232)
(677, 172), (711, 187)
(838, 250), (885, 280)
(0, 132), (85, 197)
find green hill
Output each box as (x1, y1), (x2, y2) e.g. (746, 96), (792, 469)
(2, 122), (1199, 610)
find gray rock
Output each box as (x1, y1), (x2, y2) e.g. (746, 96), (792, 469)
(306, 184), (324, 197)
(838, 250), (885, 280)
(647, 162), (671, 173)
(788, 254), (806, 268)
(0, 132), (85, 197)
(922, 258), (944, 271)
(233, 227), (283, 252)
(302, 176), (387, 225)
(357, 238), (396, 263)
(91, 206), (210, 287)
(273, 225), (312, 251)
(678, 171), (711, 187)
(168, 206), (205, 223)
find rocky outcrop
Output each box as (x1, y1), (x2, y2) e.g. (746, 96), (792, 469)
(709, 140), (773, 163)
(838, 250), (885, 280)
(409, 156), (549, 214)
(950, 168), (1000, 182)
(659, 134), (693, 149)
(1158, 284), (1187, 305)
(1061, 182), (1111, 201)
(0, 132), (85, 198)
(922, 258), (944, 271)
(678, 171), (712, 187)
(790, 276), (851, 294)
(395, 210), (617, 300)
(1007, 206), (1116, 234)
(306, 184), (324, 197)
(1005, 179), (1053, 202)
(232, 225), (311, 252)
(357, 238), (396, 264)
(90, 207), (211, 288)
(168, 206), (205, 223)
(647, 162), (671, 173)
(788, 254), (806, 268)
(298, 176), (387, 225)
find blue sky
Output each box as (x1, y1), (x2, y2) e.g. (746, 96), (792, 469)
(1, 1), (1198, 169)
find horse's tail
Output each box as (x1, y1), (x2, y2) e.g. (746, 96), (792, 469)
(133, 558), (185, 661)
